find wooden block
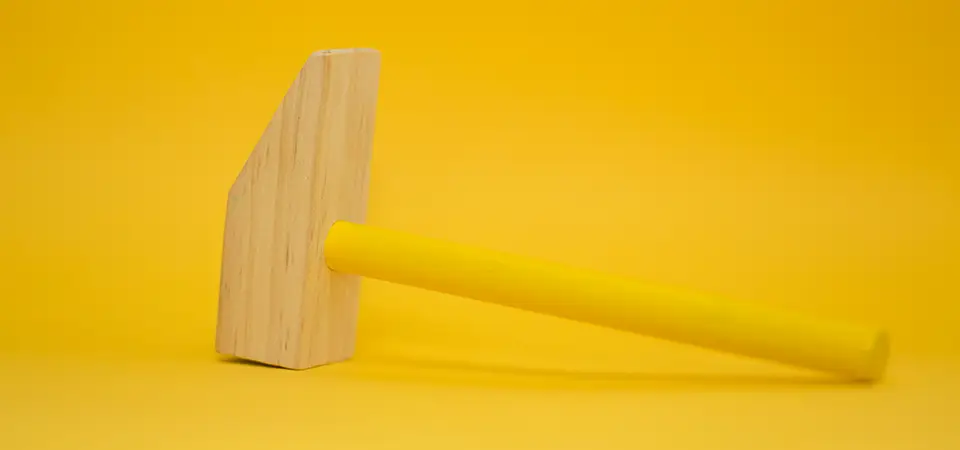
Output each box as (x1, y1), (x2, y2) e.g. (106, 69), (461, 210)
(215, 49), (380, 369)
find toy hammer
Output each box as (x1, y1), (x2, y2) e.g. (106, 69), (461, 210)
(215, 49), (889, 381)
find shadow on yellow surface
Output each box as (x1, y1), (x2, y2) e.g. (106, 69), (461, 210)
(218, 353), (874, 392)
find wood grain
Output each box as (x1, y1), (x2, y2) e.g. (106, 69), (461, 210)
(216, 49), (380, 369)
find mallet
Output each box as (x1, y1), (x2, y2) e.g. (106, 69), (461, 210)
(215, 48), (889, 381)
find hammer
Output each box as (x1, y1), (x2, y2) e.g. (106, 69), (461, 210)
(215, 48), (889, 382)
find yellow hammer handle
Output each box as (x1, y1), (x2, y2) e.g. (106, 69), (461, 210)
(324, 221), (889, 381)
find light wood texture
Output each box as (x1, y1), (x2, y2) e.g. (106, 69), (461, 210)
(216, 49), (380, 369)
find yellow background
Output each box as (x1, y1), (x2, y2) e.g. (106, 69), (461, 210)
(1, 0), (957, 448)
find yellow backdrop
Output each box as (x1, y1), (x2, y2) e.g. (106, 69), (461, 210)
(1, 0), (957, 448)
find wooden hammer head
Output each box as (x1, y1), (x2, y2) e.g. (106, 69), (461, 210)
(215, 49), (381, 369)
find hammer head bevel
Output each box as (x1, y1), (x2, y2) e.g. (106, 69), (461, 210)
(215, 49), (380, 369)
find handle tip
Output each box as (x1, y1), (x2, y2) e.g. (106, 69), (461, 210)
(853, 330), (890, 383)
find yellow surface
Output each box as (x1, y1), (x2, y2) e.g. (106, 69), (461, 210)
(326, 221), (888, 380)
(1, 1), (957, 449)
